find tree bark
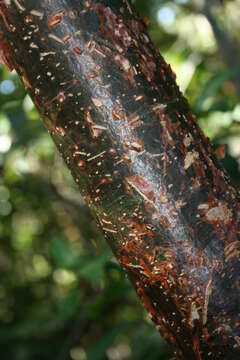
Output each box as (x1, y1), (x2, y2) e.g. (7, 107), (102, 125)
(0, 1), (240, 359)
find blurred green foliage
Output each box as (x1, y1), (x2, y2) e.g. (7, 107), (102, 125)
(0, 1), (239, 359)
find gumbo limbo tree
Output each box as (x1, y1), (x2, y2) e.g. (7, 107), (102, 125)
(0, 1), (239, 359)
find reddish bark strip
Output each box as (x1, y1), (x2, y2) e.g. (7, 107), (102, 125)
(0, 1), (240, 359)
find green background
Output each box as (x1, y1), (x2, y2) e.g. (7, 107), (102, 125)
(0, 1), (239, 359)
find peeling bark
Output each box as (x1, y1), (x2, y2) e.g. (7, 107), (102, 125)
(0, 1), (240, 359)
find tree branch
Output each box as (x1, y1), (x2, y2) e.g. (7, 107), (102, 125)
(0, 1), (239, 359)
(183, 0), (240, 98)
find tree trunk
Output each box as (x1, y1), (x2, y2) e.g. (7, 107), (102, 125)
(0, 1), (239, 359)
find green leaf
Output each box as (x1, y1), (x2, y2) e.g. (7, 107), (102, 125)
(194, 69), (233, 112)
(56, 291), (81, 318)
(76, 250), (111, 283)
(50, 238), (76, 268)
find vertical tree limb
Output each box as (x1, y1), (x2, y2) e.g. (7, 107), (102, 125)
(183, 0), (240, 99)
(202, 0), (240, 98)
(0, 1), (239, 359)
